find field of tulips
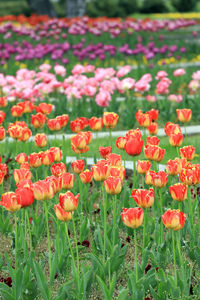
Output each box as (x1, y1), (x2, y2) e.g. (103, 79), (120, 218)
(0, 14), (200, 300)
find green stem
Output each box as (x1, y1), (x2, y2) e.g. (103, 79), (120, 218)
(72, 217), (80, 290)
(44, 201), (51, 276)
(134, 229), (138, 282)
(159, 189), (163, 244)
(142, 175), (145, 189)
(65, 222), (76, 274)
(102, 184), (107, 262)
(112, 195), (117, 247)
(109, 128), (112, 148)
(15, 213), (18, 270)
(172, 231), (177, 286)
(133, 158), (136, 188)
(26, 209), (32, 251)
(142, 209), (146, 254)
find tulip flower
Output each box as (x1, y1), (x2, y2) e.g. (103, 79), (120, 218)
(28, 153), (42, 168)
(99, 146), (112, 158)
(72, 160), (85, 174)
(0, 127), (5, 140)
(106, 153), (122, 167)
(60, 172), (75, 189)
(164, 122), (181, 136)
(153, 171), (168, 188)
(59, 191), (79, 212)
(54, 204), (74, 221)
(71, 133), (87, 150)
(33, 180), (55, 201)
(104, 176), (122, 195)
(34, 133), (47, 148)
(50, 147), (62, 162)
(180, 146), (195, 161)
(15, 187), (34, 207)
(41, 151), (54, 166)
(146, 136), (160, 146)
(89, 117), (103, 131)
(13, 168), (32, 184)
(136, 110), (152, 128)
(137, 160), (151, 175)
(121, 207), (144, 229)
(162, 209), (186, 231)
(92, 163), (109, 181)
(7, 125), (22, 140)
(176, 109), (192, 123)
(116, 136), (127, 150)
(125, 137), (144, 156)
(31, 112), (46, 129)
(169, 183), (188, 201)
(166, 160), (181, 176)
(0, 170), (4, 185)
(47, 118), (62, 131)
(0, 96), (8, 107)
(51, 162), (66, 177)
(179, 168), (198, 185)
(109, 166), (125, 181)
(11, 105), (23, 117)
(144, 145), (165, 162)
(35, 103), (53, 115)
(147, 122), (158, 135)
(18, 101), (34, 113)
(0, 192), (22, 212)
(103, 112), (119, 129)
(147, 109), (159, 121)
(131, 188), (154, 208)
(70, 118), (85, 133)
(169, 133), (183, 147)
(79, 169), (93, 184)
(16, 153), (28, 164)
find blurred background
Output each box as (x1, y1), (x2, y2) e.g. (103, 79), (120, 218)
(1, 0), (200, 18)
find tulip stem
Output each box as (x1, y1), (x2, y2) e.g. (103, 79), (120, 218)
(172, 231), (177, 286)
(134, 229), (138, 282)
(142, 175), (145, 188)
(176, 147), (179, 157)
(65, 222), (76, 278)
(109, 128), (112, 148)
(72, 216), (80, 290)
(102, 184), (107, 262)
(26, 208), (32, 251)
(112, 195), (117, 247)
(142, 209), (146, 254)
(184, 124), (187, 143)
(14, 212), (18, 270)
(44, 201), (52, 278)
(159, 189), (163, 244)
(133, 159), (136, 188)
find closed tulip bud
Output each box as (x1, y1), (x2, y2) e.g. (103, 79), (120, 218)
(116, 136), (127, 150)
(14, 168), (32, 184)
(50, 147), (62, 162)
(147, 122), (158, 135)
(54, 204), (73, 221)
(15, 187), (34, 207)
(137, 160), (151, 174)
(51, 162), (66, 177)
(109, 166), (125, 181)
(33, 180), (54, 201)
(166, 160), (181, 175)
(169, 133), (183, 147)
(0, 126), (5, 140)
(59, 191), (79, 212)
(35, 133), (47, 148)
(136, 111), (152, 128)
(121, 207), (144, 228)
(103, 112), (119, 129)
(180, 146), (195, 161)
(145, 171), (156, 185)
(144, 145), (165, 162)
(89, 117), (103, 131)
(131, 188), (154, 208)
(60, 172), (75, 189)
(146, 136), (160, 146)
(176, 109), (192, 123)
(46, 175), (62, 193)
(99, 146), (112, 158)
(41, 150), (54, 166)
(169, 183), (188, 201)
(162, 209), (186, 231)
(19, 127), (32, 142)
(11, 105), (23, 117)
(79, 169), (93, 184)
(106, 153), (122, 167)
(72, 160), (85, 174)
(92, 163), (109, 181)
(16, 153), (28, 164)
(31, 112), (46, 128)
(71, 134), (87, 150)
(104, 176), (122, 195)
(125, 137), (144, 156)
(28, 153), (42, 168)
(0, 192), (22, 212)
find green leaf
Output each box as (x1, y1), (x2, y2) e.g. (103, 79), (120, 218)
(15, 268), (24, 300)
(0, 283), (15, 300)
(32, 261), (51, 300)
(96, 275), (112, 300)
(117, 289), (129, 300)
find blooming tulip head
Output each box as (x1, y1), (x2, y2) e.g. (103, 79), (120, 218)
(60, 172), (75, 190)
(92, 163), (109, 182)
(72, 160), (85, 174)
(0, 192), (22, 212)
(162, 209), (186, 231)
(31, 112), (46, 129)
(104, 176), (122, 195)
(13, 168), (32, 184)
(28, 153), (42, 168)
(180, 146), (195, 161)
(51, 162), (66, 177)
(125, 137), (144, 156)
(54, 204), (73, 222)
(176, 109), (192, 123)
(106, 153), (122, 167)
(121, 207), (144, 229)
(103, 112), (119, 129)
(146, 136), (160, 146)
(169, 183), (188, 202)
(131, 188), (154, 208)
(116, 136), (127, 150)
(89, 117), (103, 131)
(147, 122), (158, 135)
(79, 169), (93, 184)
(16, 153), (28, 164)
(109, 166), (125, 181)
(144, 145), (165, 162)
(59, 191), (79, 212)
(169, 133), (183, 147)
(99, 146), (112, 158)
(137, 160), (151, 175)
(15, 187), (34, 207)
(34, 133), (47, 148)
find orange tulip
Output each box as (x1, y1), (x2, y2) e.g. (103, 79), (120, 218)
(104, 176), (122, 195)
(99, 146), (112, 158)
(180, 146), (195, 161)
(146, 136), (160, 146)
(106, 153), (122, 166)
(136, 110), (152, 128)
(125, 137), (144, 156)
(179, 167), (198, 185)
(109, 166), (125, 181)
(47, 118), (62, 131)
(79, 169), (93, 184)
(176, 109), (192, 123)
(36, 103), (53, 115)
(103, 112), (119, 129)
(144, 145), (165, 162)
(71, 133), (87, 150)
(162, 209), (186, 231)
(28, 153), (42, 168)
(41, 151), (54, 166)
(13, 168), (32, 184)
(16, 153), (28, 164)
(51, 162), (66, 177)
(137, 160), (151, 175)
(18, 127), (32, 142)
(20, 162), (30, 170)
(7, 125), (22, 139)
(166, 160), (181, 176)
(11, 105), (23, 117)
(121, 207), (144, 228)
(145, 170), (156, 185)
(70, 118), (85, 133)
(46, 175), (62, 193)
(34, 133), (47, 148)
(60, 172), (75, 189)
(147, 122), (158, 135)
(89, 117), (103, 131)
(169, 133), (183, 147)
(15, 187), (34, 207)
(0, 192), (22, 212)
(164, 122), (181, 136)
(50, 147), (62, 162)
(54, 204), (73, 221)
(31, 112), (46, 128)
(72, 160), (85, 174)
(0, 126), (5, 140)
(18, 101), (34, 113)
(0, 96), (8, 107)
(116, 136), (127, 150)
(126, 128), (142, 140)
(169, 183), (188, 201)
(152, 171), (168, 188)
(92, 163), (109, 181)
(59, 191), (79, 212)
(33, 180), (54, 201)
(131, 188), (154, 208)
(147, 109), (159, 121)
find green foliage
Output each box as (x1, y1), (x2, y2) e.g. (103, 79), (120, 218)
(171, 0), (197, 12)
(140, 0), (169, 13)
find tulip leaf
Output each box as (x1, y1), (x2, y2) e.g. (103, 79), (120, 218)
(0, 283), (15, 300)
(32, 261), (51, 300)
(116, 289), (129, 300)
(96, 275), (112, 300)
